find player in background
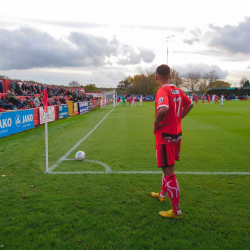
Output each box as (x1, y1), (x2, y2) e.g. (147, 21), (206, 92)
(202, 94), (206, 104)
(215, 94), (219, 105)
(122, 95), (126, 106)
(207, 94), (210, 103)
(128, 96), (132, 107)
(189, 95), (193, 104)
(131, 95), (136, 107)
(151, 64), (193, 219)
(140, 95), (143, 106)
(211, 94), (215, 104)
(221, 94), (224, 106)
(195, 94), (199, 105)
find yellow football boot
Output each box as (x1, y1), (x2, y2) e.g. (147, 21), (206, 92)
(159, 209), (183, 219)
(151, 192), (165, 202)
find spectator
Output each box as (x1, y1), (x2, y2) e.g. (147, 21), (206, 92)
(15, 81), (23, 96)
(10, 80), (15, 91)
(17, 96), (28, 109)
(34, 96), (42, 108)
(23, 97), (31, 108)
(0, 95), (16, 110)
(21, 82), (26, 92)
(5, 90), (18, 105)
(59, 93), (66, 104)
(0, 80), (3, 93)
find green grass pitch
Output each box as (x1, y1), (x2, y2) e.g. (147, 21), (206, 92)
(0, 101), (250, 249)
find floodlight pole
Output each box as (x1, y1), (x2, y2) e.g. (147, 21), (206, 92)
(164, 35), (175, 65)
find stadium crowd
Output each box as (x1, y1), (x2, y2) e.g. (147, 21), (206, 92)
(0, 80), (97, 111)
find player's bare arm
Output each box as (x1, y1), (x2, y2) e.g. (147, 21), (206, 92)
(154, 106), (168, 132)
(181, 104), (193, 119)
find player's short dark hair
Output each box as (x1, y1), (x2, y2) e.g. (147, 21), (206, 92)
(156, 64), (170, 79)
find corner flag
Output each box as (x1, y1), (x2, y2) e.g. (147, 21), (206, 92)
(43, 89), (49, 173)
(43, 89), (48, 112)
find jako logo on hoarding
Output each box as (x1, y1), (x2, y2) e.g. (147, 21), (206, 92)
(0, 118), (12, 129)
(23, 114), (33, 123)
(15, 114), (21, 127)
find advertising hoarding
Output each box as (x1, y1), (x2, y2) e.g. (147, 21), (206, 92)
(79, 102), (88, 114)
(0, 110), (35, 138)
(39, 106), (55, 124)
(88, 101), (95, 110)
(58, 105), (68, 119)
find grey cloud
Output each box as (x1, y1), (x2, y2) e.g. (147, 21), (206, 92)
(208, 17), (250, 54)
(0, 27), (154, 70)
(138, 25), (185, 32)
(183, 28), (202, 45)
(174, 49), (250, 62)
(183, 38), (200, 45)
(33, 19), (110, 29)
(117, 46), (155, 65)
(173, 64), (228, 79)
(93, 69), (127, 81)
(0, 16), (110, 29)
(248, 65), (250, 69)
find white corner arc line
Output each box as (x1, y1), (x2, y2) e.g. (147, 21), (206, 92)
(47, 108), (115, 173)
(64, 159), (111, 172)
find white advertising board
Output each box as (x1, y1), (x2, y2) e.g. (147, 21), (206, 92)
(39, 106), (55, 124)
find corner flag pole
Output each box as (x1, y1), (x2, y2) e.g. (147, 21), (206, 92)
(43, 89), (49, 173)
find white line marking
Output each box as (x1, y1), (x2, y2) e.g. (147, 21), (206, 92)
(144, 103), (154, 108)
(108, 116), (153, 119)
(48, 171), (250, 175)
(187, 116), (249, 118)
(64, 159), (111, 172)
(47, 108), (115, 173)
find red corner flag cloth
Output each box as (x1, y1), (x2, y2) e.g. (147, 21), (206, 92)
(43, 89), (48, 112)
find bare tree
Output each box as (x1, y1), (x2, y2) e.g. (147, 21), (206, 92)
(197, 72), (209, 94)
(207, 70), (219, 89)
(68, 81), (80, 87)
(183, 70), (201, 92)
(0, 75), (10, 79)
(170, 68), (182, 88)
(240, 77), (248, 87)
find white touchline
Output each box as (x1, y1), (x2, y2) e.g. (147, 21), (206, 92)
(48, 170), (250, 175)
(47, 108), (115, 173)
(144, 103), (154, 108)
(108, 116), (153, 119)
(186, 116), (249, 118)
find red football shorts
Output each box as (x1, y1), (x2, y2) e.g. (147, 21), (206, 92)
(155, 142), (181, 167)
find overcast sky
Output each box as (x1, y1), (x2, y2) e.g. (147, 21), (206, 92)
(0, 0), (250, 87)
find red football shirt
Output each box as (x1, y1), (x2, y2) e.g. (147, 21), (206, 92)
(155, 84), (192, 143)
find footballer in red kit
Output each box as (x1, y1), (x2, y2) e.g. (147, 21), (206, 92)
(215, 95), (219, 104)
(207, 95), (211, 103)
(195, 94), (199, 104)
(151, 64), (193, 219)
(202, 95), (206, 104)
(128, 96), (132, 106)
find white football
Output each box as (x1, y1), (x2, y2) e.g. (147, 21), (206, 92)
(75, 151), (85, 161)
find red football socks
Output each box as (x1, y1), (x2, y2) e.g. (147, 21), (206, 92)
(159, 174), (167, 197)
(163, 174), (181, 215)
